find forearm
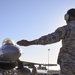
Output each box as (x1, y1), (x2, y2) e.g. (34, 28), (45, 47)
(29, 39), (39, 45)
(29, 26), (67, 45)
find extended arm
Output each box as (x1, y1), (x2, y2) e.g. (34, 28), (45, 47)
(17, 26), (67, 46)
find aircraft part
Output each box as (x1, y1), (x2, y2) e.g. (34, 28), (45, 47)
(0, 44), (22, 61)
(17, 67), (31, 75)
(0, 38), (22, 61)
(0, 62), (16, 70)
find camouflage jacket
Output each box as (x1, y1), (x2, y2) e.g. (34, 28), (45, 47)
(35, 21), (75, 64)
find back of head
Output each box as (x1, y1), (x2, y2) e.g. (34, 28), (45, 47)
(64, 8), (75, 22)
(67, 8), (75, 18)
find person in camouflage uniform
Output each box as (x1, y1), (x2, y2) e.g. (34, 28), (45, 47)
(17, 8), (75, 75)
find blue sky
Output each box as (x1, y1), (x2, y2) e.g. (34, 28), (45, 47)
(0, 0), (75, 70)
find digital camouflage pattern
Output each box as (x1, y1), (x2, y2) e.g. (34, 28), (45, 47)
(35, 21), (75, 75)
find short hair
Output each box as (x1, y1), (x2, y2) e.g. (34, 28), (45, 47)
(67, 8), (75, 18)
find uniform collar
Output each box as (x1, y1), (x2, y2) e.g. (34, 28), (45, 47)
(68, 21), (75, 25)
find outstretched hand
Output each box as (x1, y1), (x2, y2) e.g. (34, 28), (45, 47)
(17, 40), (30, 46)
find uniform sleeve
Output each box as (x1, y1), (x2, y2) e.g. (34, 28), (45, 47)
(35, 26), (67, 45)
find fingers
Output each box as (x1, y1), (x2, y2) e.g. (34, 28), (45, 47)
(17, 41), (21, 45)
(16, 40), (29, 46)
(16, 40), (25, 46)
